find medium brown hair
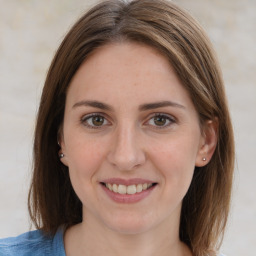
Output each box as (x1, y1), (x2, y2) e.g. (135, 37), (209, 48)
(28, 1), (235, 255)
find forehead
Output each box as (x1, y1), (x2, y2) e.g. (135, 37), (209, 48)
(66, 42), (194, 110)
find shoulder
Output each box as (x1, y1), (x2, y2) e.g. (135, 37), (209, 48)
(0, 228), (65, 256)
(0, 230), (50, 256)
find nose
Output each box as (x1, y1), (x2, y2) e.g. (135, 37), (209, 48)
(107, 124), (146, 171)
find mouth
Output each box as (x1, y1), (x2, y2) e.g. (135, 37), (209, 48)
(100, 182), (158, 195)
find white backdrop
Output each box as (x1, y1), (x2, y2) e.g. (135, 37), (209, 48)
(0, 0), (255, 255)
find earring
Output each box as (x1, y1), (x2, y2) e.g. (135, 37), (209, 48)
(202, 157), (206, 161)
(59, 153), (64, 158)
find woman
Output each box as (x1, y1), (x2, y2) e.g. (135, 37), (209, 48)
(0, 0), (234, 255)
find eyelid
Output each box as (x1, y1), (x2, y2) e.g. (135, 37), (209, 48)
(80, 112), (176, 130)
(81, 112), (111, 129)
(144, 113), (176, 128)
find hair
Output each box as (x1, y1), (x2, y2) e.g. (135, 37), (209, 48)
(28, 0), (235, 255)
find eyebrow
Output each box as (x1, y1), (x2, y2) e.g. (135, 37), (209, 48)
(72, 100), (185, 111)
(73, 100), (114, 111)
(138, 101), (185, 111)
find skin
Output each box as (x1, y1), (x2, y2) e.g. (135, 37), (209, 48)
(60, 42), (217, 256)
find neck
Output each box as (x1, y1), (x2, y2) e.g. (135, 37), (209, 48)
(64, 208), (192, 256)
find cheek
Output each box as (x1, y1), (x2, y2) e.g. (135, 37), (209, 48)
(65, 134), (108, 184)
(149, 133), (199, 189)
(65, 136), (108, 203)
(66, 131), (105, 166)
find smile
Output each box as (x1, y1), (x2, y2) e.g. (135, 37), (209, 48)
(103, 183), (155, 195)
(100, 178), (158, 203)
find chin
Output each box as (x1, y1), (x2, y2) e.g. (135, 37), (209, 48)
(104, 213), (157, 235)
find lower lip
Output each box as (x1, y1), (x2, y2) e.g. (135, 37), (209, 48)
(101, 184), (157, 204)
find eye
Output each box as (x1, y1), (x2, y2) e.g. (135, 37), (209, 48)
(81, 113), (110, 129)
(146, 113), (175, 128)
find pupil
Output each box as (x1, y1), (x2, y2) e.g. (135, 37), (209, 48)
(154, 116), (166, 126)
(92, 116), (104, 126)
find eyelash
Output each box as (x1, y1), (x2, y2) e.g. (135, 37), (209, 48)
(80, 113), (176, 129)
(146, 113), (176, 129)
(81, 113), (110, 129)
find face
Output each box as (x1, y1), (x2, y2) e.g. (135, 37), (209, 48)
(60, 42), (214, 235)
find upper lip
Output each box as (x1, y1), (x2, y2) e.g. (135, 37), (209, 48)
(101, 178), (157, 186)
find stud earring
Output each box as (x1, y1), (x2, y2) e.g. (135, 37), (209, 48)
(202, 157), (206, 161)
(59, 153), (64, 158)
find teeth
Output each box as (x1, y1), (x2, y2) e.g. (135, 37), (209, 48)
(127, 185), (136, 195)
(136, 184), (143, 193)
(142, 183), (148, 190)
(112, 184), (118, 193)
(106, 183), (112, 191)
(104, 183), (154, 194)
(118, 184), (126, 194)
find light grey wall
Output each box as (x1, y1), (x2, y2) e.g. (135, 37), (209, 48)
(0, 0), (255, 255)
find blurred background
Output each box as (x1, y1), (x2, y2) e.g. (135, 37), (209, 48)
(0, 0), (255, 255)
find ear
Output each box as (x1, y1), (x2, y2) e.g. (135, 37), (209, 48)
(57, 128), (69, 167)
(195, 119), (218, 167)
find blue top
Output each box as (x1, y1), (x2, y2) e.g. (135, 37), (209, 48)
(0, 228), (226, 256)
(0, 228), (65, 256)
